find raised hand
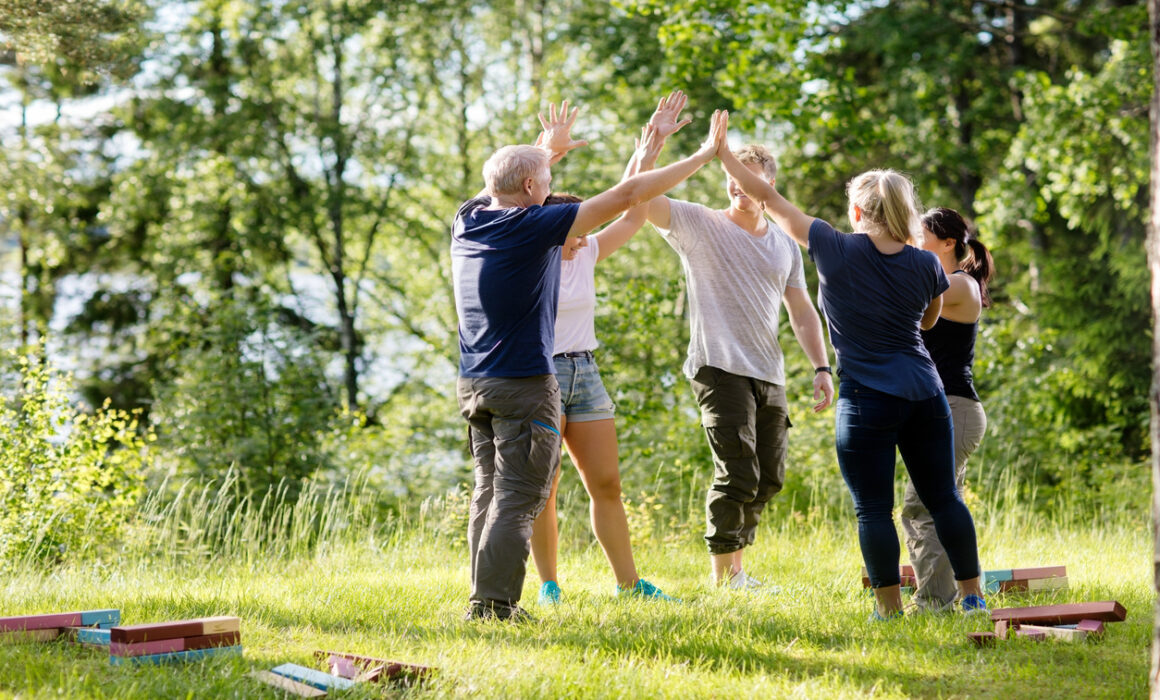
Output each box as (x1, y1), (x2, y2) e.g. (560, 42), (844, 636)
(696, 109), (728, 161)
(634, 124), (664, 162)
(537, 99), (589, 162)
(648, 90), (693, 139)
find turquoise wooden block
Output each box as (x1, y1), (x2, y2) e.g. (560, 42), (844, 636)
(271, 663), (356, 691)
(109, 645), (242, 666)
(80, 610), (120, 626)
(75, 628), (110, 645)
(984, 569), (1013, 582)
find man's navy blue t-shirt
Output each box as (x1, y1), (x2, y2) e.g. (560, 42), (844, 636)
(808, 218), (949, 400)
(452, 196), (580, 378)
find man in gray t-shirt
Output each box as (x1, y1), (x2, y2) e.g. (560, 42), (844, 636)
(646, 142), (834, 590)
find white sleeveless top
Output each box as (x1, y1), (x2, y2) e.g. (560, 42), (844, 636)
(553, 237), (599, 354)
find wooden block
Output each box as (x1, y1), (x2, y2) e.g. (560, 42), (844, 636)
(984, 569), (1013, 582)
(899, 575), (917, 587)
(1027, 576), (1068, 591)
(900, 565), (915, 578)
(111, 630), (240, 657)
(994, 620), (1008, 639)
(66, 627), (111, 646)
(984, 578), (1002, 594)
(271, 663), (355, 691)
(0, 628), (61, 645)
(1015, 628), (1047, 641)
(109, 644), (242, 666)
(110, 616), (239, 644)
(967, 631), (999, 647)
(250, 671), (327, 698)
(0, 613), (82, 632)
(80, 610), (120, 627)
(1011, 566), (1066, 580)
(1076, 619), (1106, 635)
(1016, 624), (1088, 641)
(314, 650), (434, 685)
(990, 601), (1126, 625)
(999, 580), (1029, 592)
(861, 576), (871, 588)
(327, 656), (363, 680)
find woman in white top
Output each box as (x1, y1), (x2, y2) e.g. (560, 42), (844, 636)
(530, 92), (692, 603)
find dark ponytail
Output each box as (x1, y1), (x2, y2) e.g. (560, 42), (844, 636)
(963, 237), (994, 308)
(921, 207), (994, 308)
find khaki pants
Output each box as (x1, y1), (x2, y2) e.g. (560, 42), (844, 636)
(458, 375), (561, 613)
(690, 366), (790, 555)
(901, 395), (987, 610)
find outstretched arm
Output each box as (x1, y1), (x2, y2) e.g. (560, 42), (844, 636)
(568, 109), (726, 239)
(638, 90), (692, 231)
(594, 95), (692, 259)
(783, 286), (833, 412)
(716, 118), (814, 248)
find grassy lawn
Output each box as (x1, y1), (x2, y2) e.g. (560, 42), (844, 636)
(0, 513), (1149, 699)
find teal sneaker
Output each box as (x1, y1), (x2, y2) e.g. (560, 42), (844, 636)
(538, 580), (561, 605)
(869, 609), (904, 622)
(618, 579), (678, 602)
(961, 594), (988, 615)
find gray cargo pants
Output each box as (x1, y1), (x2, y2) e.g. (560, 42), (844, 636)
(457, 375), (561, 613)
(901, 395), (987, 610)
(690, 366), (790, 555)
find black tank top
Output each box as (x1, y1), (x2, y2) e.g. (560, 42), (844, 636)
(920, 273), (980, 401)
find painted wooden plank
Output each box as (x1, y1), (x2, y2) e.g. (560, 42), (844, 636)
(80, 610), (120, 627)
(271, 663), (356, 691)
(993, 620), (1009, 639)
(1076, 619), (1106, 635)
(967, 631), (1000, 647)
(0, 613), (82, 632)
(984, 569), (1013, 582)
(98, 622), (116, 629)
(999, 580), (1029, 592)
(250, 671), (327, 698)
(0, 628), (61, 645)
(990, 601), (1126, 625)
(1015, 628), (1047, 641)
(66, 627), (111, 645)
(1016, 624), (1088, 641)
(111, 630), (240, 657)
(1027, 576), (1069, 591)
(1011, 566), (1067, 580)
(110, 616), (239, 644)
(326, 655), (364, 680)
(109, 644), (242, 666)
(984, 578), (1002, 594)
(314, 650), (435, 685)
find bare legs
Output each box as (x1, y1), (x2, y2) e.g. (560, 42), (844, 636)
(710, 550), (745, 584)
(530, 417), (641, 589)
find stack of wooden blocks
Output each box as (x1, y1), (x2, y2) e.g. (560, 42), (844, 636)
(109, 616), (242, 665)
(983, 566), (1068, 593)
(0, 609), (119, 646)
(967, 601), (1126, 646)
(861, 565), (917, 590)
(250, 650), (433, 697)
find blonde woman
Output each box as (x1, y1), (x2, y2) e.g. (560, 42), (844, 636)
(715, 120), (985, 620)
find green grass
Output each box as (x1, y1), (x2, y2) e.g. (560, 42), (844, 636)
(0, 493), (1149, 700)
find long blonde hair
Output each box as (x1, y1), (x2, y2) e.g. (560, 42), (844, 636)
(846, 169), (922, 245)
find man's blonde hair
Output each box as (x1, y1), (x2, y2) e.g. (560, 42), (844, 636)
(482, 145), (549, 196)
(734, 144), (778, 180)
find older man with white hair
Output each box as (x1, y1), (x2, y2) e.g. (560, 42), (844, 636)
(453, 100), (725, 622)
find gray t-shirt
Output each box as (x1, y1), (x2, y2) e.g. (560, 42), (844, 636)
(658, 199), (807, 385)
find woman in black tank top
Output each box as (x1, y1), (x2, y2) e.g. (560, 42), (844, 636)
(901, 207), (996, 613)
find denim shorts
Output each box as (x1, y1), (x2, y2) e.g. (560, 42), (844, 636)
(553, 353), (615, 422)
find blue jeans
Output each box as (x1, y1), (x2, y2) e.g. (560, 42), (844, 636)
(835, 375), (980, 588)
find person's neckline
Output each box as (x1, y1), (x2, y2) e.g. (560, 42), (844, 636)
(858, 231), (906, 256)
(722, 208), (770, 238)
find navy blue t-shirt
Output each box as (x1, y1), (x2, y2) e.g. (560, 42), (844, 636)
(452, 196), (580, 378)
(808, 218), (949, 400)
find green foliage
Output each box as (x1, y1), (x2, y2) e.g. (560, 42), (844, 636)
(0, 0), (149, 81)
(0, 349), (149, 569)
(150, 301), (338, 498)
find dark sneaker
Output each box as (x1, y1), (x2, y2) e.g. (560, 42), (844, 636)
(464, 602), (536, 623)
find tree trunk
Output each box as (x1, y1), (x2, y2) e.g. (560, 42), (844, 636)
(1149, 0), (1160, 694)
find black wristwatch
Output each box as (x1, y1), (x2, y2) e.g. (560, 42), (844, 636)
(814, 366), (832, 375)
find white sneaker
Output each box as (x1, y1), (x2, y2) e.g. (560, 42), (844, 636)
(722, 571), (781, 593)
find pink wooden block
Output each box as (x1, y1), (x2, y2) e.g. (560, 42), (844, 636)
(1015, 628), (1046, 641)
(0, 613), (83, 633)
(1076, 619), (1106, 635)
(328, 655), (362, 679)
(111, 638), (185, 657)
